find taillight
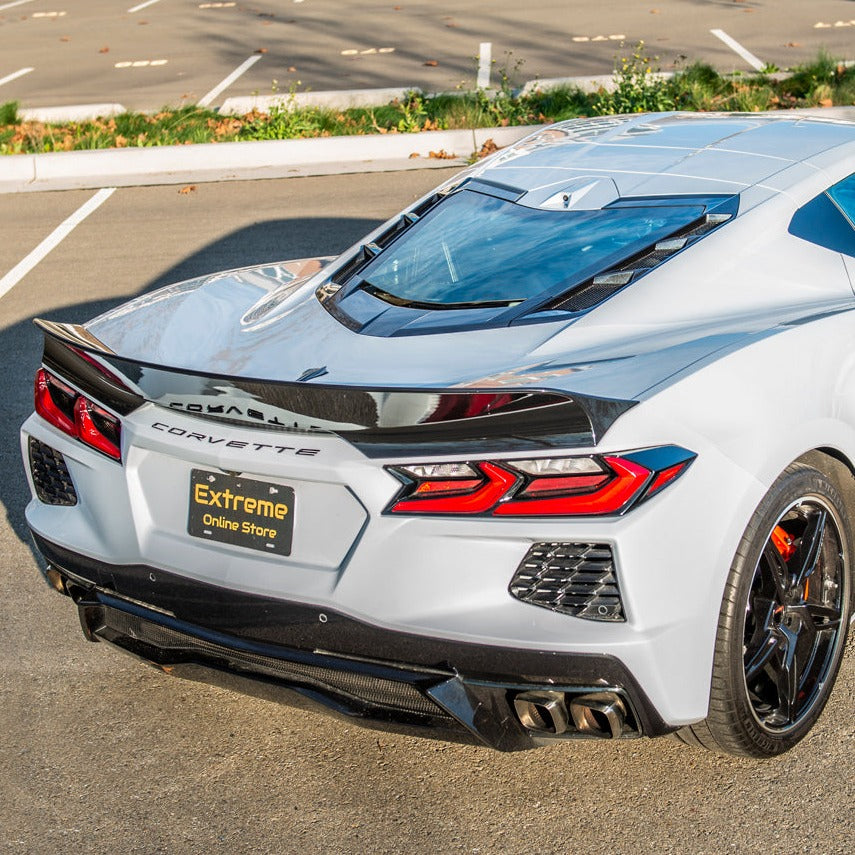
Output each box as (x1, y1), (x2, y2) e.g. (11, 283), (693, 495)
(35, 369), (76, 436)
(386, 446), (695, 517)
(34, 368), (122, 461)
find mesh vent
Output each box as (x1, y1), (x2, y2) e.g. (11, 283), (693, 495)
(28, 437), (77, 506)
(510, 542), (623, 622)
(104, 607), (448, 719)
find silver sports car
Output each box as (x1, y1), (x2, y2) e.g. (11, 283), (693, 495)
(21, 112), (855, 757)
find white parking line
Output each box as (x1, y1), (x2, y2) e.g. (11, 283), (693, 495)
(0, 67), (33, 88)
(0, 0), (36, 11)
(477, 42), (491, 89)
(710, 28), (765, 72)
(128, 0), (162, 12)
(198, 54), (263, 107)
(0, 188), (116, 302)
(114, 59), (168, 68)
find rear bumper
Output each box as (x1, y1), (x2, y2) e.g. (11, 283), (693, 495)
(33, 533), (674, 751)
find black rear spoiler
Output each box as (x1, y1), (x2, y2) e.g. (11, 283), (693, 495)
(36, 319), (636, 458)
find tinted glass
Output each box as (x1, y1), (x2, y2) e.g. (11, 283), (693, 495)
(359, 190), (706, 306)
(828, 173), (855, 229)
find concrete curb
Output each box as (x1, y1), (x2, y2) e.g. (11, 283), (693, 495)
(220, 87), (419, 115)
(518, 72), (673, 96)
(0, 125), (542, 194)
(18, 103), (126, 123)
(216, 72), (642, 114)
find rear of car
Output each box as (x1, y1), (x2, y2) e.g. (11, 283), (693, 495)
(22, 113), (855, 755)
(23, 322), (725, 749)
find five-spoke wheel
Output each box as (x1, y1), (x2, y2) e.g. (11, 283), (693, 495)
(679, 463), (852, 757)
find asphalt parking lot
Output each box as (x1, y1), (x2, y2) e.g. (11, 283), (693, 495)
(1, 0), (855, 112)
(1, 170), (854, 854)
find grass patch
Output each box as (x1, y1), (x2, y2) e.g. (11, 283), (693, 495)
(1, 49), (853, 156)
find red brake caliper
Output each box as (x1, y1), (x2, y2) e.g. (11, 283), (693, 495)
(771, 525), (797, 562)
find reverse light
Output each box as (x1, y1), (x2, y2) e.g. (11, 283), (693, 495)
(386, 446), (695, 517)
(34, 368), (122, 461)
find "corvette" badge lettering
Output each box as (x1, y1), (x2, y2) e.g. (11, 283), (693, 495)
(151, 422), (320, 456)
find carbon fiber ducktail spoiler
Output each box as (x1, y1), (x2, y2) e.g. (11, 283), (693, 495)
(35, 319), (636, 457)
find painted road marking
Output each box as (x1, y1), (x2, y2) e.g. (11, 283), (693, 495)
(814, 20), (855, 28)
(128, 0), (162, 12)
(0, 188), (116, 303)
(572, 34), (626, 42)
(198, 54), (263, 107)
(32, 11), (66, 17)
(114, 60), (168, 68)
(199, 2), (236, 7)
(0, 67), (34, 87)
(341, 47), (395, 55)
(477, 42), (491, 89)
(710, 28), (765, 72)
(0, 0), (36, 10)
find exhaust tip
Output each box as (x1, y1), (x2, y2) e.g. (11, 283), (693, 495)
(513, 690), (570, 735)
(569, 692), (627, 739)
(44, 565), (67, 595)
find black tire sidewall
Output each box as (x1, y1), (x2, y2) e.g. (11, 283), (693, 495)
(715, 465), (852, 756)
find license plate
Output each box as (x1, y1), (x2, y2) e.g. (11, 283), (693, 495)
(188, 469), (294, 556)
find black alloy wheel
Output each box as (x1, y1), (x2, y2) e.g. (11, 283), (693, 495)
(743, 497), (845, 732)
(678, 464), (852, 757)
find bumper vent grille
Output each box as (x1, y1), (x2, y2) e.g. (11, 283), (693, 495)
(510, 542), (623, 622)
(28, 437), (77, 506)
(103, 607), (448, 719)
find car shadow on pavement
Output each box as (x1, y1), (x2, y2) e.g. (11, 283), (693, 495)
(0, 214), (382, 559)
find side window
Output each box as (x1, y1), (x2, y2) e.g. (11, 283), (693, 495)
(788, 173), (855, 257)
(828, 173), (855, 230)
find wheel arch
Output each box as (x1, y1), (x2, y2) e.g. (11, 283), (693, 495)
(793, 447), (855, 523)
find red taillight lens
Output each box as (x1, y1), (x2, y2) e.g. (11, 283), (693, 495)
(387, 447), (695, 517)
(74, 396), (122, 460)
(390, 463), (518, 514)
(494, 456), (651, 516)
(35, 369), (77, 436)
(34, 368), (122, 461)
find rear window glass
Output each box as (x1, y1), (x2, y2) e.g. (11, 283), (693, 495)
(358, 189), (706, 306)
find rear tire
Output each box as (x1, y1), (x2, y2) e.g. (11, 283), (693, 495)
(678, 463), (852, 757)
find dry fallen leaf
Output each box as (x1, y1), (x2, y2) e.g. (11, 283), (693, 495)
(60, 35), (70, 41)
(477, 138), (499, 159)
(115, 135), (128, 147)
(650, 8), (660, 13)
(428, 149), (455, 160)
(99, 46), (109, 53)
(179, 185), (197, 194)
(408, 152), (420, 159)
(785, 41), (801, 47)
(256, 47), (268, 54)
(819, 98), (834, 107)
(287, 66), (297, 72)
(423, 59), (438, 67)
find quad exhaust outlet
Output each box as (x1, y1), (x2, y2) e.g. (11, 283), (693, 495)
(513, 690), (629, 739)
